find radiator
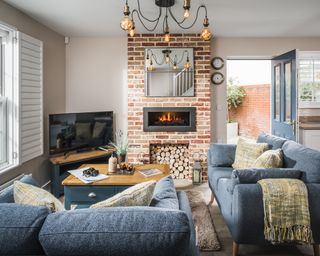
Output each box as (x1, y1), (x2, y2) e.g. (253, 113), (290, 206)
(0, 173), (25, 191)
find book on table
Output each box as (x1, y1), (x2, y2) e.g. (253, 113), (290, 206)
(139, 169), (163, 177)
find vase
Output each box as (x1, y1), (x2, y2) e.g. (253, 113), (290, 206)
(117, 154), (126, 163)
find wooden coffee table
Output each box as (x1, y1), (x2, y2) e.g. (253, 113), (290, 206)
(62, 164), (170, 209)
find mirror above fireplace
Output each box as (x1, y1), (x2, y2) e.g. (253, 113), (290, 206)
(145, 48), (194, 97)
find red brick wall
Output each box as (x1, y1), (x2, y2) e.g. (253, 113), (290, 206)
(229, 84), (271, 139)
(127, 34), (211, 181)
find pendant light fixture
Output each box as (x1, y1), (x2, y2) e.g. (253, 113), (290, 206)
(120, 0), (213, 41)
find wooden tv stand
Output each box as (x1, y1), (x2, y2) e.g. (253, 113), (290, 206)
(49, 149), (113, 197)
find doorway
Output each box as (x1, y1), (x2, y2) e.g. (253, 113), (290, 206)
(226, 59), (272, 143)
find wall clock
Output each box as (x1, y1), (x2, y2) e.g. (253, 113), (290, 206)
(211, 57), (224, 70)
(211, 72), (224, 85)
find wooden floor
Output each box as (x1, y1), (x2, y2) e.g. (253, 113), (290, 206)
(192, 183), (314, 256)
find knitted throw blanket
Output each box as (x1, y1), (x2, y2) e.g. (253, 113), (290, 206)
(258, 178), (313, 244)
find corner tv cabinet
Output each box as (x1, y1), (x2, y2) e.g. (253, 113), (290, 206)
(49, 150), (113, 197)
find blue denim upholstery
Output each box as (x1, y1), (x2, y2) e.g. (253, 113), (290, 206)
(282, 140), (320, 183)
(150, 175), (179, 209)
(208, 143), (237, 167)
(257, 132), (287, 149)
(208, 133), (320, 246)
(0, 174), (39, 203)
(39, 207), (191, 256)
(0, 203), (50, 255)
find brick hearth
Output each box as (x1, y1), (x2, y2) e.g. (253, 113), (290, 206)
(127, 33), (211, 181)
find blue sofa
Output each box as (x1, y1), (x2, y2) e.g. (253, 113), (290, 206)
(208, 133), (320, 256)
(0, 175), (199, 256)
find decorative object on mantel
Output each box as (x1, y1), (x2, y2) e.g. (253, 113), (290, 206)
(211, 57), (224, 70)
(109, 130), (128, 164)
(211, 71), (224, 85)
(120, 0), (213, 41)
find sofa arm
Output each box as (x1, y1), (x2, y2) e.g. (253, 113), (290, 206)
(208, 143), (236, 167)
(39, 207), (191, 256)
(306, 184), (320, 243)
(227, 168), (302, 194)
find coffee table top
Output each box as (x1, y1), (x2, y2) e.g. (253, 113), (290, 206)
(62, 164), (170, 186)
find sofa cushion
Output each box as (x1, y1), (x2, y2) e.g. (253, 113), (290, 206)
(208, 166), (233, 192)
(39, 207), (190, 256)
(0, 203), (50, 255)
(90, 180), (156, 208)
(282, 140), (320, 183)
(253, 149), (283, 168)
(14, 181), (64, 212)
(208, 143), (237, 167)
(150, 176), (179, 210)
(232, 137), (269, 169)
(257, 133), (287, 150)
(0, 175), (39, 203)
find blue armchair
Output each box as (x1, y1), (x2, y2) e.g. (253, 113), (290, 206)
(207, 133), (320, 256)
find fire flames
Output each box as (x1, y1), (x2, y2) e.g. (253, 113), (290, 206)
(159, 112), (180, 123)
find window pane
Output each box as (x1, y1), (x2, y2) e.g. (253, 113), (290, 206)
(274, 65), (281, 120)
(285, 62), (292, 122)
(0, 98), (7, 166)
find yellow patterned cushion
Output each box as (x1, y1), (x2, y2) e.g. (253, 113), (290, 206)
(253, 149), (283, 168)
(232, 137), (269, 169)
(90, 180), (156, 208)
(14, 181), (64, 212)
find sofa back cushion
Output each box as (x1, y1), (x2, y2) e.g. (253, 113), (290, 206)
(150, 176), (179, 210)
(0, 175), (39, 203)
(0, 203), (50, 255)
(39, 207), (190, 256)
(257, 133), (287, 150)
(208, 143), (237, 167)
(282, 140), (320, 183)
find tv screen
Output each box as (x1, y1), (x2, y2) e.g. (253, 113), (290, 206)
(49, 111), (113, 155)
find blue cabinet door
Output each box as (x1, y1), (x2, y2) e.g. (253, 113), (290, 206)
(271, 50), (297, 141)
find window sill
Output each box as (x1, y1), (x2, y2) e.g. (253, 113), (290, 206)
(0, 162), (19, 175)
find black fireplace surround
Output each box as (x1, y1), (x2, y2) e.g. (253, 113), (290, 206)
(143, 107), (196, 132)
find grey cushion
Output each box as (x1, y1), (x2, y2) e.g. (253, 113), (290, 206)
(39, 207), (190, 256)
(257, 133), (287, 150)
(208, 143), (236, 167)
(0, 175), (39, 203)
(228, 168), (302, 194)
(150, 175), (179, 210)
(0, 203), (50, 255)
(282, 140), (320, 183)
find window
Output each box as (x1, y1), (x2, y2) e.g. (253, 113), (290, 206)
(0, 22), (43, 173)
(0, 23), (19, 172)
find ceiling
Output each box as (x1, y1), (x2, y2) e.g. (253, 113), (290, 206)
(4, 0), (320, 37)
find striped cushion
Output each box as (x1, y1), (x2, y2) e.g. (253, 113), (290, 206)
(253, 149), (283, 168)
(232, 137), (269, 169)
(14, 181), (64, 212)
(90, 180), (156, 208)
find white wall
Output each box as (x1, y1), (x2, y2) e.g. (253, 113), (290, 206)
(66, 37), (128, 134)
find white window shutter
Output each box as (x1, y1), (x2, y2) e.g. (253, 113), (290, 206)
(19, 32), (43, 164)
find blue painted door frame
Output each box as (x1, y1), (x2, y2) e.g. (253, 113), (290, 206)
(271, 50), (297, 141)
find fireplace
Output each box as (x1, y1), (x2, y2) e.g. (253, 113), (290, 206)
(143, 107), (196, 132)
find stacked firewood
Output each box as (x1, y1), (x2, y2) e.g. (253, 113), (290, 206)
(150, 144), (190, 179)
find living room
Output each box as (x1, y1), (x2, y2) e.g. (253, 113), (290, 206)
(1, 0), (320, 255)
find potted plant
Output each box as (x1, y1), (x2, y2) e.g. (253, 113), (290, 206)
(109, 130), (128, 163)
(227, 77), (246, 139)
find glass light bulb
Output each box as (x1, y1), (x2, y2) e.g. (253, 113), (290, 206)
(184, 9), (190, 18)
(129, 28), (135, 37)
(120, 15), (133, 31)
(164, 33), (170, 42)
(201, 27), (212, 41)
(173, 63), (178, 70)
(148, 65), (155, 72)
(184, 62), (191, 69)
(165, 56), (170, 64)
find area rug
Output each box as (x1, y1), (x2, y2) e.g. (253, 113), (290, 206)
(186, 190), (221, 251)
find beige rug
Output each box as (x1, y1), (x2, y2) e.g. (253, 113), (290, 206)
(186, 190), (221, 251)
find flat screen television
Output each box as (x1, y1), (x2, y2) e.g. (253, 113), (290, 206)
(49, 111), (113, 155)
